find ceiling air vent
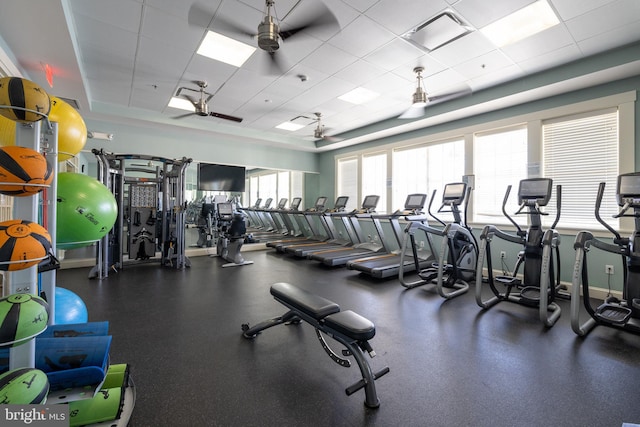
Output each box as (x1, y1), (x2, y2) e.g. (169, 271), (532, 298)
(402, 12), (473, 52)
(57, 96), (80, 110)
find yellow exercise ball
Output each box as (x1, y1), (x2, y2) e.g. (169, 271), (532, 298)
(0, 77), (50, 123)
(48, 96), (87, 162)
(0, 115), (15, 147)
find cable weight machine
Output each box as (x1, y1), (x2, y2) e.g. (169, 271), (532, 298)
(90, 150), (192, 279)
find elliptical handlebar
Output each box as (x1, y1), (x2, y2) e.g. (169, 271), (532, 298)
(427, 189), (446, 227)
(595, 181), (622, 240)
(550, 185), (561, 230)
(501, 185), (522, 234)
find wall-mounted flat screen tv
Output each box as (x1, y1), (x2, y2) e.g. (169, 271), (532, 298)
(198, 163), (246, 192)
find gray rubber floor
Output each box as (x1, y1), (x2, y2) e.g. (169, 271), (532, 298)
(57, 249), (640, 427)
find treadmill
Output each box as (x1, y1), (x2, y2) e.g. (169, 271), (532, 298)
(308, 195), (386, 267)
(266, 196), (331, 251)
(284, 196), (361, 258)
(346, 193), (435, 278)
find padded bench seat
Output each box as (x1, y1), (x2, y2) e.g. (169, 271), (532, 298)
(271, 282), (340, 320)
(323, 310), (375, 341)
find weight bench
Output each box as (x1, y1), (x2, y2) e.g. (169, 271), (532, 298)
(241, 282), (389, 408)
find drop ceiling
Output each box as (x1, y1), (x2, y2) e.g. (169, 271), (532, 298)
(0, 0), (639, 154)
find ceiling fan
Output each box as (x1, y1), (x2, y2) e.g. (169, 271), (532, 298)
(309, 112), (342, 143)
(173, 80), (243, 122)
(399, 66), (472, 119)
(189, 0), (339, 73)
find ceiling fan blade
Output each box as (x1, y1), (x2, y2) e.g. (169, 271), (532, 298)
(173, 113), (196, 119)
(209, 112), (243, 123)
(187, 2), (215, 29)
(399, 105), (427, 119)
(322, 135), (344, 143)
(266, 52), (285, 75)
(279, 4), (339, 41)
(427, 86), (473, 105)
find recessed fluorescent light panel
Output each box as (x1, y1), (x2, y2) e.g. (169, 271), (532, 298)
(338, 87), (379, 104)
(168, 97), (195, 112)
(276, 121), (306, 131)
(197, 31), (256, 67)
(403, 12), (473, 51)
(480, 0), (560, 47)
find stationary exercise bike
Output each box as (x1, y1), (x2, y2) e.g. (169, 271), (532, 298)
(399, 182), (478, 299)
(214, 202), (253, 268)
(571, 172), (640, 336)
(475, 178), (563, 327)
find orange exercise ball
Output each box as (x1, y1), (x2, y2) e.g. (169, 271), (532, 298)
(48, 96), (87, 162)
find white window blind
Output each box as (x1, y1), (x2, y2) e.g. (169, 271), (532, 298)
(543, 109), (619, 230)
(362, 153), (387, 213)
(392, 140), (464, 211)
(393, 146), (428, 209)
(277, 171), (289, 207)
(473, 126), (528, 225)
(290, 171), (304, 209)
(337, 157), (358, 211)
(258, 173), (277, 206)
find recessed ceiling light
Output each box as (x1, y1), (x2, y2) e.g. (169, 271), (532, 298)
(338, 87), (379, 105)
(197, 31), (256, 67)
(276, 121), (306, 131)
(480, 0), (560, 47)
(168, 97), (195, 112)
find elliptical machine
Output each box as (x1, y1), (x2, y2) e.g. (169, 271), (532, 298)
(214, 202), (254, 268)
(475, 178), (562, 327)
(571, 172), (640, 336)
(399, 182), (478, 299)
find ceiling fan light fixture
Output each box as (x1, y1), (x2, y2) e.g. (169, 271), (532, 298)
(197, 30), (256, 67)
(412, 88), (428, 107)
(257, 15), (280, 52)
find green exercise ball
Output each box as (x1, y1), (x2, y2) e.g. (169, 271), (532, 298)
(56, 172), (117, 250)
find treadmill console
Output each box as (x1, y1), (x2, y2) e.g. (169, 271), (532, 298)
(518, 178), (552, 207)
(355, 195), (379, 214)
(290, 197), (302, 210)
(394, 193), (427, 215)
(276, 198), (288, 209)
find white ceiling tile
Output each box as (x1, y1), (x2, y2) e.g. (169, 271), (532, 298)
(550, 0), (617, 20)
(333, 60), (387, 86)
(501, 24), (575, 63)
(366, 0), (449, 35)
(467, 64), (525, 91)
(299, 44), (358, 76)
(453, 50), (515, 80)
(327, 15), (396, 57)
(141, 6), (204, 52)
(340, 0), (381, 13)
(577, 21), (640, 56)
(364, 39), (426, 72)
(70, 0), (143, 33)
(429, 31), (495, 67)
(136, 37), (196, 81)
(564, 0), (640, 42)
(516, 44), (583, 73)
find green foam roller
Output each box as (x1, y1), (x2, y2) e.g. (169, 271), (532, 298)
(102, 364), (129, 390)
(68, 387), (124, 427)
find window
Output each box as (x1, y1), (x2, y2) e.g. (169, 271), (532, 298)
(473, 126), (528, 225)
(337, 157), (358, 211)
(362, 152), (387, 213)
(543, 109), (619, 229)
(393, 140), (464, 210)
(277, 171), (289, 206)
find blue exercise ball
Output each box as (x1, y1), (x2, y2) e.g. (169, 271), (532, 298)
(54, 287), (88, 325)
